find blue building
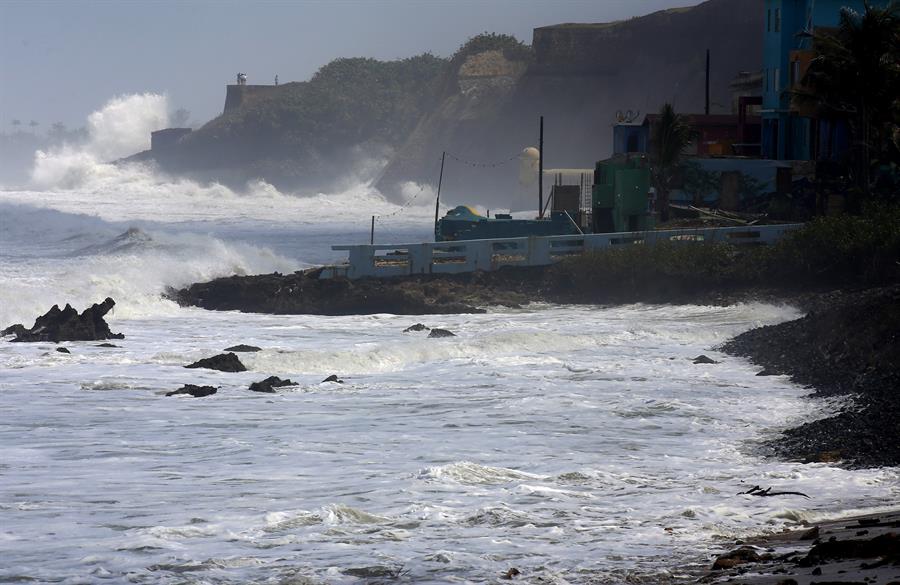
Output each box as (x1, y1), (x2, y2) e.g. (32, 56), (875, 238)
(761, 0), (889, 160)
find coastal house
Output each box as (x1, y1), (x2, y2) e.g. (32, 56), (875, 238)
(761, 0), (892, 160)
(613, 112), (761, 158)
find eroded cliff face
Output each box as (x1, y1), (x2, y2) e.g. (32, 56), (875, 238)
(377, 0), (763, 210)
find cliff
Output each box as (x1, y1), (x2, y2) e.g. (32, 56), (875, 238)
(144, 55), (446, 190)
(376, 0), (763, 209)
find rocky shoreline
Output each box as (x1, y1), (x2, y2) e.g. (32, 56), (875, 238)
(722, 284), (900, 468)
(172, 269), (899, 469)
(169, 265), (804, 315)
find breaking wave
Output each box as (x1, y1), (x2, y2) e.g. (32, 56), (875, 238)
(0, 204), (297, 325)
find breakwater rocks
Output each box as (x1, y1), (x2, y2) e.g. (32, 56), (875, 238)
(722, 285), (900, 467)
(2, 298), (124, 342)
(170, 269), (540, 315)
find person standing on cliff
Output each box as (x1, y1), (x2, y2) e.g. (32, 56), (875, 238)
(274, 74), (279, 86)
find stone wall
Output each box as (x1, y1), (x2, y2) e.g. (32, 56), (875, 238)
(223, 84), (279, 113)
(150, 128), (192, 152)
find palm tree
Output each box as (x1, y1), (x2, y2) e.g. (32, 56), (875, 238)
(793, 2), (900, 198)
(650, 103), (696, 222)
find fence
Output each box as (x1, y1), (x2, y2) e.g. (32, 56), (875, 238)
(319, 224), (803, 280)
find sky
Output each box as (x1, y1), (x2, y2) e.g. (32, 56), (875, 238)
(1, 0), (701, 131)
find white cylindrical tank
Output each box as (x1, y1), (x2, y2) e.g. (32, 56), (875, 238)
(519, 147), (539, 188)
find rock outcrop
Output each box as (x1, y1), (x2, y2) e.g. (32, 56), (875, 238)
(224, 344), (262, 352)
(169, 269), (516, 315)
(428, 328), (456, 338)
(3, 298), (124, 342)
(166, 384), (218, 398)
(249, 376), (296, 393)
(184, 353), (247, 372)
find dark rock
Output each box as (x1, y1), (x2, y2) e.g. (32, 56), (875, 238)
(798, 533), (899, 567)
(2, 324), (26, 337)
(170, 269), (494, 316)
(501, 567), (520, 579)
(800, 526), (820, 540)
(166, 384), (217, 398)
(811, 567), (822, 575)
(322, 374), (344, 383)
(96, 343), (119, 348)
(428, 328), (456, 338)
(184, 352), (247, 372)
(756, 369), (779, 376)
(712, 546), (767, 570)
(249, 376), (296, 393)
(224, 344), (262, 352)
(56, 347), (70, 354)
(693, 354), (719, 364)
(857, 518), (880, 526)
(403, 323), (430, 332)
(5, 298), (124, 342)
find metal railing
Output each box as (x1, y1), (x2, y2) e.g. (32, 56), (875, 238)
(319, 224), (803, 280)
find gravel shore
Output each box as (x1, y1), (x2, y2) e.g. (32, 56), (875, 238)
(721, 285), (900, 468)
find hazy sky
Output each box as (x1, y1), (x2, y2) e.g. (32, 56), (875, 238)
(1, 0), (700, 131)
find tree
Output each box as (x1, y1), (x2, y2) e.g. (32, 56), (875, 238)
(793, 2), (900, 199)
(11, 119), (21, 131)
(649, 103), (697, 222)
(682, 160), (720, 207)
(28, 120), (39, 133)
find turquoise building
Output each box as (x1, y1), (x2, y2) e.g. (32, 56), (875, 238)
(761, 0), (889, 160)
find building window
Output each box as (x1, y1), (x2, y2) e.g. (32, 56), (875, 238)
(791, 60), (801, 86)
(775, 7), (781, 32)
(765, 68), (769, 92)
(767, 8), (771, 32)
(775, 67), (781, 92)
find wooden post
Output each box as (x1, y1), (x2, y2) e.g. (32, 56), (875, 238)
(370, 216), (375, 245)
(538, 116), (544, 219)
(434, 151), (446, 237)
(705, 49), (710, 115)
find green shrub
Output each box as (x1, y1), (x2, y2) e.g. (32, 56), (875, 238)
(550, 205), (900, 298)
(766, 204), (900, 284)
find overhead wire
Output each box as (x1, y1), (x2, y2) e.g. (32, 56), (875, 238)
(370, 148), (525, 241)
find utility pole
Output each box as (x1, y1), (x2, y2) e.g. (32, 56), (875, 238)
(538, 116), (544, 218)
(434, 151), (446, 236)
(705, 49), (710, 115)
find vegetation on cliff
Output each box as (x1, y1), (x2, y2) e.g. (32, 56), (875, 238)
(165, 32), (535, 189)
(175, 54), (446, 185)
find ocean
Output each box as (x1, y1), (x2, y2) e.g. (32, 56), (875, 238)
(0, 95), (897, 584)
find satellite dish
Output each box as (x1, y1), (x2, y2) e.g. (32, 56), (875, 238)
(615, 110), (625, 123)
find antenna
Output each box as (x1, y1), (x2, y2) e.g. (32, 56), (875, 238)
(538, 116), (544, 219)
(705, 49), (710, 115)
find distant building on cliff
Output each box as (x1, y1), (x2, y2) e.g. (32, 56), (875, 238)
(761, 0), (892, 161)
